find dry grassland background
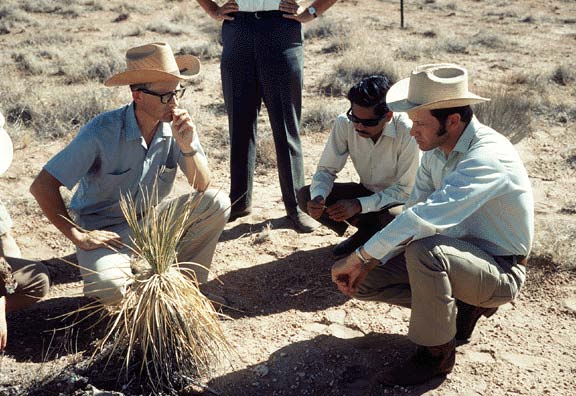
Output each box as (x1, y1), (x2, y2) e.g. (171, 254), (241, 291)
(0, 0), (575, 395)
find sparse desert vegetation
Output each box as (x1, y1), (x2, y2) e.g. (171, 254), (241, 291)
(0, 0), (575, 395)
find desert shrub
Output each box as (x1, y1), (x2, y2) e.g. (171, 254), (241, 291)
(12, 52), (44, 75)
(0, 84), (117, 140)
(319, 50), (400, 97)
(301, 101), (341, 135)
(256, 135), (277, 171)
(533, 219), (576, 272)
(178, 42), (221, 60)
(437, 36), (469, 54)
(395, 42), (434, 61)
(471, 30), (508, 49)
(550, 65), (574, 86)
(147, 21), (186, 35)
(20, 0), (80, 17)
(304, 16), (345, 40)
(62, 46), (125, 84)
(22, 32), (75, 46)
(474, 86), (534, 144)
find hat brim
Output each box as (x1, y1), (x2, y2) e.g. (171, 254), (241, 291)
(104, 55), (200, 86)
(0, 128), (14, 176)
(386, 77), (490, 113)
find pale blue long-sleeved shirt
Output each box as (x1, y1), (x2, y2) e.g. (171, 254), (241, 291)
(364, 116), (534, 260)
(310, 113), (420, 213)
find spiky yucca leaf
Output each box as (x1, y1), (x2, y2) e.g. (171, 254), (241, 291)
(93, 188), (233, 394)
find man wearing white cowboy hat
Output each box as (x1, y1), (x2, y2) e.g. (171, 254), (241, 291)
(30, 43), (230, 305)
(0, 111), (50, 351)
(332, 64), (533, 386)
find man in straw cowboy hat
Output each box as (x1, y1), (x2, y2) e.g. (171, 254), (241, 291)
(0, 111), (50, 350)
(30, 43), (230, 305)
(196, 0), (337, 232)
(332, 64), (533, 386)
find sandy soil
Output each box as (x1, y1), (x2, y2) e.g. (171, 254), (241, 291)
(0, 0), (575, 395)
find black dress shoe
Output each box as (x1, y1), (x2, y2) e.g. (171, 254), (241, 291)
(331, 227), (377, 256)
(228, 206), (252, 222)
(456, 299), (498, 341)
(287, 210), (320, 233)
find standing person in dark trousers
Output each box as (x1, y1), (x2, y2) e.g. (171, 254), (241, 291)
(298, 76), (420, 256)
(195, 0), (338, 232)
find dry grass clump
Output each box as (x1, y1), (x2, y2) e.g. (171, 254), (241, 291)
(147, 21), (186, 35)
(550, 65), (575, 86)
(471, 30), (509, 49)
(319, 45), (400, 97)
(62, 46), (125, 84)
(474, 86), (534, 144)
(304, 15), (346, 40)
(256, 135), (277, 172)
(90, 189), (233, 394)
(178, 42), (221, 61)
(0, 83), (117, 139)
(12, 52), (44, 76)
(301, 100), (342, 135)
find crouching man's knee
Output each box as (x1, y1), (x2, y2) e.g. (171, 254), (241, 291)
(83, 271), (129, 306)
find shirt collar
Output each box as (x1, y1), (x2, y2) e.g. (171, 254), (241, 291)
(124, 102), (173, 141)
(452, 115), (480, 154)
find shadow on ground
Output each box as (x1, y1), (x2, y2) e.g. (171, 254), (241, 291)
(208, 332), (446, 396)
(201, 242), (349, 319)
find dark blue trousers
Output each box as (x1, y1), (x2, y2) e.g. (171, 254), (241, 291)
(221, 12), (305, 215)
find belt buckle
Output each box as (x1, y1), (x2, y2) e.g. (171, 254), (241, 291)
(254, 11), (261, 19)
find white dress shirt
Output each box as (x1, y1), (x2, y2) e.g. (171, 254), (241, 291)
(310, 113), (420, 213)
(364, 116), (534, 261)
(236, 0), (281, 11)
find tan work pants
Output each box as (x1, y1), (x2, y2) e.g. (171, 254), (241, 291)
(355, 235), (526, 346)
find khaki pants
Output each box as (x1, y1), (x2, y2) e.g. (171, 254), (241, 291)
(1, 257), (50, 308)
(355, 235), (526, 346)
(77, 189), (230, 305)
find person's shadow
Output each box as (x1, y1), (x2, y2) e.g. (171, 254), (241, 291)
(208, 332), (447, 396)
(201, 239), (349, 319)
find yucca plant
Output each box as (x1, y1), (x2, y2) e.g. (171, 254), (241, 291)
(88, 187), (234, 394)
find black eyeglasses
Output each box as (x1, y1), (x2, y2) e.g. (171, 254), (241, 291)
(346, 108), (386, 127)
(138, 88), (186, 104)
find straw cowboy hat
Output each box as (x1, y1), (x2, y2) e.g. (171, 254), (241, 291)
(386, 63), (489, 113)
(105, 42), (200, 86)
(0, 112), (14, 176)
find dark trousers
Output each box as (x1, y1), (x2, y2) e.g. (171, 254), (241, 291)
(297, 182), (397, 237)
(221, 12), (305, 214)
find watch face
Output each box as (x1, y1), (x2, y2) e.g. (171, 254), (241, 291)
(308, 6), (317, 15)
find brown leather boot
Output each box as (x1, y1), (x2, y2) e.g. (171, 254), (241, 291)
(377, 339), (456, 386)
(456, 300), (498, 341)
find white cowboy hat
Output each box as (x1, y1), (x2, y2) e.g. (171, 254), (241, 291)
(0, 112), (14, 176)
(386, 63), (489, 113)
(104, 42), (200, 86)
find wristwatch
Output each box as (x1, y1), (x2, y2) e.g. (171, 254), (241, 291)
(307, 6), (318, 18)
(354, 247), (370, 267)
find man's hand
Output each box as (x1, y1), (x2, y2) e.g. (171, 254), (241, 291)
(282, 0), (316, 23)
(307, 195), (325, 219)
(331, 253), (369, 296)
(326, 199), (361, 222)
(209, 0), (238, 21)
(71, 228), (123, 251)
(171, 109), (196, 153)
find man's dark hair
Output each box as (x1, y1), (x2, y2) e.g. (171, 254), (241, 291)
(347, 75), (394, 117)
(430, 105), (474, 128)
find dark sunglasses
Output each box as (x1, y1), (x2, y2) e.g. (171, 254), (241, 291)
(138, 88), (186, 104)
(346, 108), (386, 127)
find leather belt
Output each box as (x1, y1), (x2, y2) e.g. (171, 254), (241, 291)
(234, 11), (287, 19)
(498, 255), (528, 266)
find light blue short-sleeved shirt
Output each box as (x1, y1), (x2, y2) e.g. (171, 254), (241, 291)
(44, 102), (206, 230)
(364, 116), (534, 261)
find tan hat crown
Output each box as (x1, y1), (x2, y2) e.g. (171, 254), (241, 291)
(386, 63), (489, 113)
(104, 42), (200, 86)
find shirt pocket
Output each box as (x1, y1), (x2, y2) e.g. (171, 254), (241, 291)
(156, 166), (177, 200)
(97, 168), (137, 201)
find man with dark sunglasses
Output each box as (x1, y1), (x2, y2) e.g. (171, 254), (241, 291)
(30, 43), (230, 305)
(297, 75), (420, 256)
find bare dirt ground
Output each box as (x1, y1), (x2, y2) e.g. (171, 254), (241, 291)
(0, 0), (575, 395)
